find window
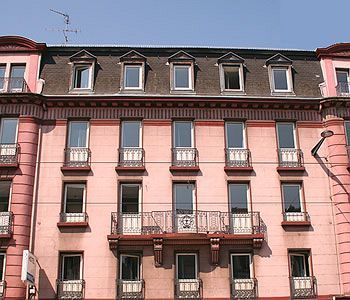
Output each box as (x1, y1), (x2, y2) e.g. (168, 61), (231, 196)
(231, 254), (252, 279)
(121, 121), (141, 148)
(121, 184), (140, 214)
(174, 183), (195, 214)
(0, 118), (18, 145)
(0, 253), (5, 281)
(0, 182), (11, 212)
(176, 253), (197, 280)
(271, 67), (292, 92)
(173, 65), (192, 90)
(276, 123), (295, 149)
(290, 252), (310, 277)
(282, 183), (302, 214)
(61, 254), (82, 281)
(9, 65), (25, 91)
(120, 254), (140, 281)
(222, 65), (243, 91)
(64, 184), (85, 214)
(73, 65), (92, 90)
(336, 69), (349, 94)
(174, 121), (193, 148)
(229, 183), (249, 214)
(226, 122), (245, 149)
(0, 66), (5, 90)
(68, 121), (89, 148)
(124, 65), (142, 89)
(345, 121), (350, 146)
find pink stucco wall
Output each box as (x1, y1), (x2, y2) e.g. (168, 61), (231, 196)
(33, 120), (340, 299)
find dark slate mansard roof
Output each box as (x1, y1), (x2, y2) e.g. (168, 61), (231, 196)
(40, 46), (323, 98)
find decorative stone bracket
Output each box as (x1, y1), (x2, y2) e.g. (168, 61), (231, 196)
(210, 238), (220, 266)
(153, 238), (163, 267)
(109, 238), (119, 250)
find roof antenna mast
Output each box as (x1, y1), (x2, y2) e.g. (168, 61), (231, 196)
(49, 9), (80, 44)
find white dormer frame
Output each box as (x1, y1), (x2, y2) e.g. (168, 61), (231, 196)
(219, 64), (245, 93)
(72, 64), (93, 91)
(269, 65), (294, 93)
(120, 50), (146, 92)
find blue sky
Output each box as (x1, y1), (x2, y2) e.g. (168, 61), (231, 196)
(1, 0), (349, 49)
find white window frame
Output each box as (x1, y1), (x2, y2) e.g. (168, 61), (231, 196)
(0, 181), (12, 212)
(176, 253), (198, 279)
(225, 122), (246, 149)
(121, 121), (142, 148)
(173, 121), (194, 148)
(0, 253), (5, 281)
(276, 122), (297, 149)
(335, 69), (349, 84)
(281, 183), (304, 213)
(119, 254), (141, 280)
(120, 183), (142, 214)
(67, 121), (89, 148)
(123, 65), (143, 90)
(174, 183), (195, 212)
(230, 253), (253, 279)
(173, 65), (192, 90)
(270, 66), (293, 93)
(0, 65), (6, 91)
(289, 252), (309, 277)
(63, 183), (86, 214)
(228, 183), (250, 212)
(72, 64), (93, 90)
(61, 254), (83, 280)
(0, 118), (18, 144)
(220, 64), (244, 92)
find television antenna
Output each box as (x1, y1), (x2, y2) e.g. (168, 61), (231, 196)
(49, 9), (80, 44)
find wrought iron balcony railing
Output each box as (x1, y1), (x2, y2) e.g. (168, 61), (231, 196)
(277, 149), (304, 168)
(0, 212), (13, 236)
(0, 280), (6, 300)
(59, 212), (88, 223)
(336, 82), (350, 96)
(290, 276), (317, 299)
(225, 149), (252, 168)
(0, 77), (30, 93)
(63, 147), (91, 168)
(118, 148), (145, 167)
(0, 144), (19, 165)
(110, 211), (262, 236)
(171, 148), (199, 167)
(116, 279), (144, 299)
(283, 212), (310, 223)
(56, 279), (85, 300)
(231, 278), (257, 299)
(175, 279), (202, 299)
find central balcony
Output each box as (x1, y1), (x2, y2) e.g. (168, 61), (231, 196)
(170, 148), (199, 172)
(0, 77), (30, 93)
(62, 147), (91, 172)
(115, 148), (145, 172)
(175, 279), (202, 299)
(0, 143), (19, 168)
(116, 279), (144, 299)
(277, 149), (304, 171)
(290, 277), (317, 299)
(56, 279), (85, 300)
(231, 278), (257, 299)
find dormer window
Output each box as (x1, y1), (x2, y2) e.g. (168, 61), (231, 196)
(266, 53), (294, 94)
(120, 51), (146, 92)
(218, 52), (245, 93)
(168, 51), (195, 93)
(69, 50), (96, 93)
(124, 65), (142, 89)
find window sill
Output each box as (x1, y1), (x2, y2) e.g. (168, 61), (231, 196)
(119, 89), (145, 94)
(224, 166), (253, 173)
(61, 166), (91, 173)
(277, 166), (305, 172)
(281, 220), (311, 227)
(221, 90), (246, 96)
(170, 89), (196, 95)
(115, 166), (146, 173)
(57, 222), (89, 228)
(271, 91), (296, 96)
(169, 165), (200, 173)
(0, 233), (12, 239)
(0, 163), (18, 169)
(69, 89), (94, 94)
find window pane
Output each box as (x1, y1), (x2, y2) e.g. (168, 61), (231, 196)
(0, 66), (5, 90)
(277, 123), (295, 148)
(282, 185), (301, 213)
(345, 122), (350, 146)
(336, 71), (349, 83)
(121, 185), (139, 213)
(75, 67), (90, 89)
(174, 66), (190, 89)
(0, 119), (18, 144)
(232, 255), (250, 279)
(175, 184), (194, 213)
(177, 255), (196, 279)
(174, 122), (192, 147)
(273, 68), (288, 90)
(0, 181), (11, 212)
(65, 185), (84, 213)
(121, 256), (139, 280)
(291, 254), (309, 277)
(226, 123), (244, 148)
(229, 184), (248, 213)
(68, 122), (88, 147)
(0, 254), (4, 280)
(125, 66), (140, 88)
(122, 122), (140, 147)
(224, 66), (240, 90)
(10, 65), (25, 90)
(62, 256), (81, 280)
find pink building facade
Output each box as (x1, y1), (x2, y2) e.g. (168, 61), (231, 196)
(0, 36), (349, 299)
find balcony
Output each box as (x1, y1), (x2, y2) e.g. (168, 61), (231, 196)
(277, 149), (304, 171)
(336, 82), (350, 96)
(0, 280), (6, 300)
(290, 277), (317, 299)
(282, 212), (311, 227)
(115, 148), (145, 172)
(116, 279), (144, 299)
(56, 279), (85, 300)
(0, 212), (13, 238)
(0, 144), (19, 168)
(231, 278), (257, 299)
(0, 77), (30, 93)
(170, 148), (199, 172)
(225, 149), (253, 172)
(175, 279), (202, 299)
(57, 213), (89, 228)
(61, 148), (91, 172)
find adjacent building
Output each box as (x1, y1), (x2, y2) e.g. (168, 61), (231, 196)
(0, 36), (349, 299)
